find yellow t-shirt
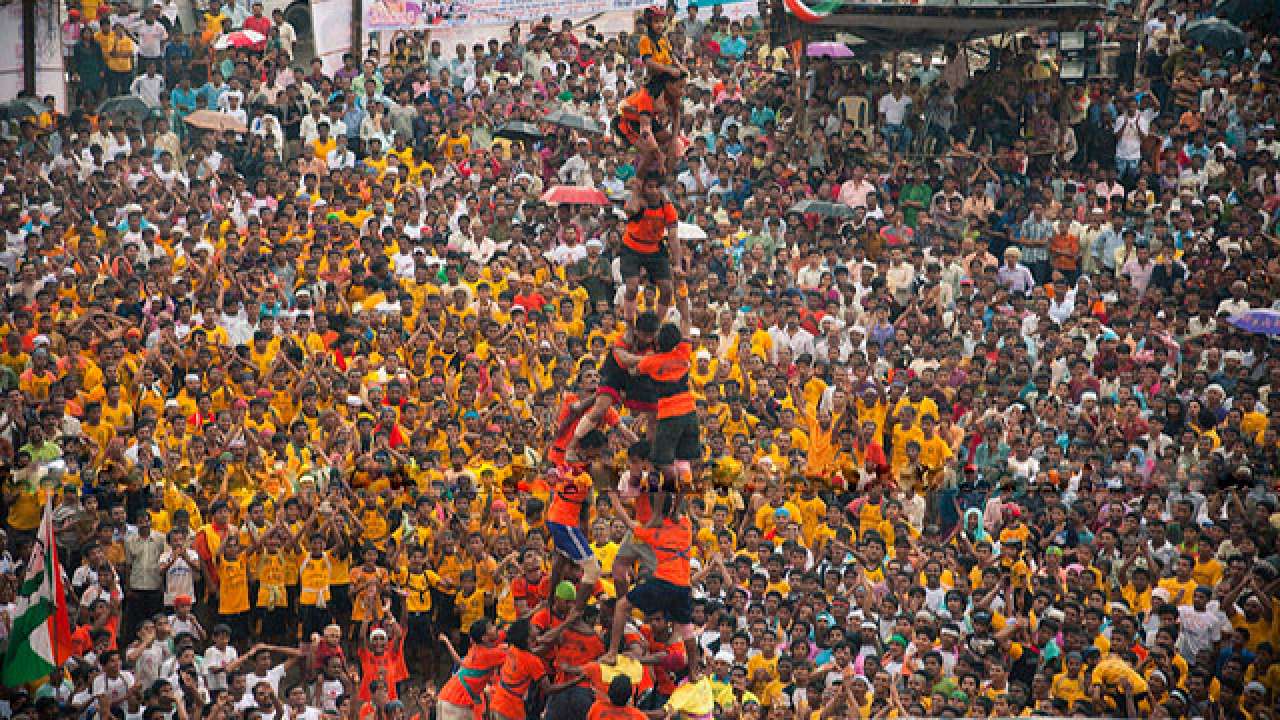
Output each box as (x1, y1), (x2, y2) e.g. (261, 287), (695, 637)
(298, 553), (333, 606)
(456, 587), (486, 630)
(398, 568), (441, 614)
(217, 555), (251, 615)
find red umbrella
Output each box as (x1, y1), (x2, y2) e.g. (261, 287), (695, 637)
(214, 29), (266, 50)
(540, 185), (610, 206)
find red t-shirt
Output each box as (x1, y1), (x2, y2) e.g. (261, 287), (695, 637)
(513, 292), (547, 312)
(242, 15), (271, 48)
(640, 626), (685, 695)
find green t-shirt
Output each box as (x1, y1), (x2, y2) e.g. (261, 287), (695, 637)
(900, 182), (934, 228)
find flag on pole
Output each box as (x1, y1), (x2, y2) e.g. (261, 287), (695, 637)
(2, 498), (73, 686)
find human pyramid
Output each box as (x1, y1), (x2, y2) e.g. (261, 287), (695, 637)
(436, 9), (707, 720)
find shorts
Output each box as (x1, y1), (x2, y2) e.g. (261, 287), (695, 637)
(547, 520), (593, 562)
(407, 611), (435, 645)
(432, 588), (458, 630)
(626, 578), (692, 625)
(437, 699), (473, 720)
(599, 351), (657, 413)
(255, 606), (291, 635)
(543, 686), (594, 720)
(618, 243), (672, 283)
(301, 604), (330, 637)
(617, 533), (658, 577)
(329, 584), (351, 618)
(650, 413), (701, 467)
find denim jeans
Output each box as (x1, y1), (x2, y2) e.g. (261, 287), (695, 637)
(1115, 156), (1140, 181)
(882, 122), (913, 153)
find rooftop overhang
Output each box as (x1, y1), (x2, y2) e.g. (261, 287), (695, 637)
(784, 1), (1108, 49)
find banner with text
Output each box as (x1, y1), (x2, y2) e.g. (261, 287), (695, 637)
(364, 0), (752, 30)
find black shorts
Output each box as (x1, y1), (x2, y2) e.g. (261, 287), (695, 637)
(650, 413), (700, 467)
(255, 605), (291, 633)
(618, 243), (672, 282)
(599, 351), (658, 413)
(544, 685), (594, 720)
(407, 611), (435, 645)
(300, 604), (330, 636)
(432, 588), (459, 631)
(329, 584), (351, 618)
(627, 578), (692, 624)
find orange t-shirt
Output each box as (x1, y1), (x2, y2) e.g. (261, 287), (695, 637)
(588, 701), (648, 720)
(547, 472), (591, 527)
(438, 644), (508, 708)
(619, 89), (657, 124)
(549, 392), (619, 463)
(622, 202), (677, 254)
(636, 342), (694, 419)
(488, 647), (548, 720)
(554, 628), (606, 686)
(633, 518), (693, 587)
(357, 638), (406, 701)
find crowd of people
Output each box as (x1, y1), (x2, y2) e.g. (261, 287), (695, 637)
(2, 0), (1280, 717)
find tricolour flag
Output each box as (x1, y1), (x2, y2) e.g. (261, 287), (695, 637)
(2, 498), (73, 687)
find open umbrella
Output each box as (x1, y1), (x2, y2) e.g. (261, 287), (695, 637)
(1226, 309), (1280, 336)
(98, 95), (156, 121)
(1183, 17), (1248, 51)
(545, 109), (603, 134)
(541, 185), (610, 206)
(1214, 0), (1273, 24)
(495, 121), (543, 144)
(677, 222), (707, 240)
(184, 109), (248, 133)
(786, 199), (856, 218)
(806, 41), (854, 59)
(2, 97), (47, 120)
(214, 29), (266, 50)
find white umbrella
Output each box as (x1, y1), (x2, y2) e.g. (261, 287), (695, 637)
(678, 222), (707, 240)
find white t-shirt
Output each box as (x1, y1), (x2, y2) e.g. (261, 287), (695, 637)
(878, 94), (912, 125)
(317, 678), (344, 713)
(1113, 113), (1149, 160)
(242, 664), (288, 704)
(93, 671), (136, 708)
(285, 706), (324, 720)
(160, 548), (200, 605)
(203, 644), (239, 692)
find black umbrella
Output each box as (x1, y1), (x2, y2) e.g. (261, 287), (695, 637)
(1214, 0), (1273, 24)
(2, 97), (47, 120)
(786, 199), (856, 219)
(495, 121), (543, 143)
(98, 94), (157, 121)
(544, 109), (602, 134)
(1183, 17), (1248, 51)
